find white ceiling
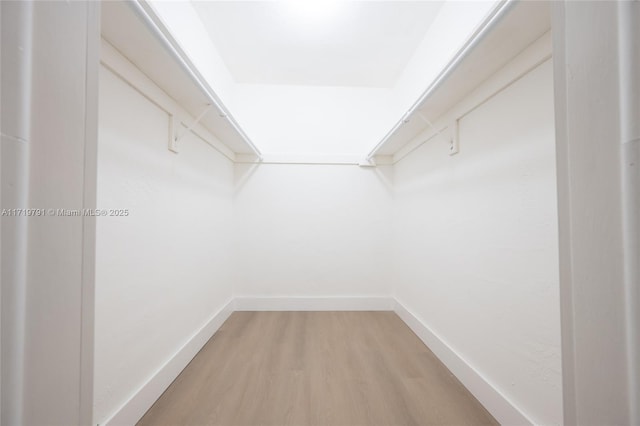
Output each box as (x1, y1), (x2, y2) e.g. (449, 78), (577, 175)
(191, 1), (444, 88)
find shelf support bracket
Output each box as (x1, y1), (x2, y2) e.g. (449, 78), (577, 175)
(169, 104), (212, 153)
(415, 111), (459, 156)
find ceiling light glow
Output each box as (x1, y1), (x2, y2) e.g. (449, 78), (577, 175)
(283, 0), (342, 22)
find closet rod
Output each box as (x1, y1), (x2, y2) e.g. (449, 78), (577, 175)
(366, 0), (515, 160)
(127, 0), (263, 160)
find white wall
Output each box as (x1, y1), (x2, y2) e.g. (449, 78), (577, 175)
(232, 84), (396, 156)
(552, 1), (639, 424)
(19, 2), (99, 425)
(233, 163), (393, 298)
(1, 2), (31, 423)
(94, 62), (235, 424)
(2, 3), (99, 424)
(393, 59), (562, 425)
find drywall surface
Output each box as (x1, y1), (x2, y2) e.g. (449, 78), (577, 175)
(234, 163), (393, 297)
(19, 2), (99, 425)
(94, 65), (235, 425)
(1, 2), (31, 423)
(146, 0), (236, 107)
(393, 60), (562, 425)
(232, 84), (397, 155)
(390, 0), (497, 115)
(552, 1), (637, 423)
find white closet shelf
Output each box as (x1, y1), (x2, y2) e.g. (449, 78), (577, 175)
(100, 0), (262, 158)
(369, 0), (552, 159)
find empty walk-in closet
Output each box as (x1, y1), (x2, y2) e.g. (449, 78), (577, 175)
(1, 1), (638, 425)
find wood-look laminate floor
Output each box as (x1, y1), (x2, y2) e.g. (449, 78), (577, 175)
(138, 311), (498, 426)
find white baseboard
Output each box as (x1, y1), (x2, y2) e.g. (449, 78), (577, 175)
(393, 299), (533, 426)
(102, 299), (235, 426)
(234, 296), (395, 311)
(101, 297), (532, 426)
